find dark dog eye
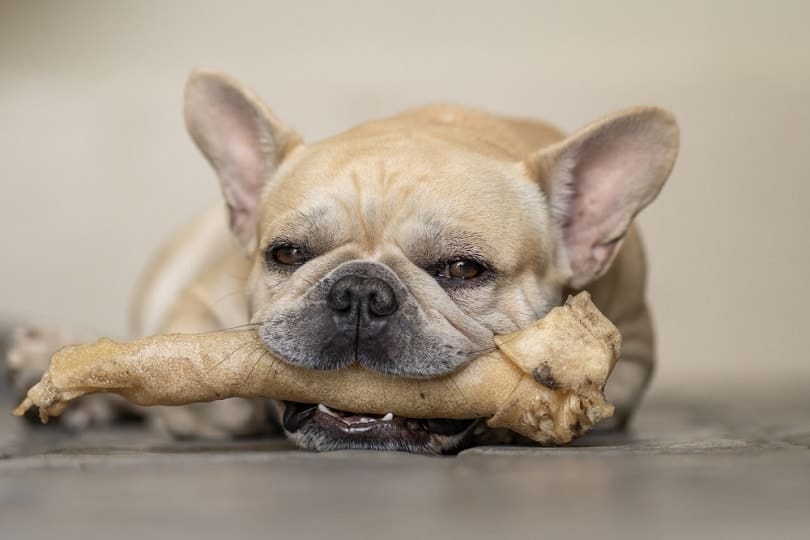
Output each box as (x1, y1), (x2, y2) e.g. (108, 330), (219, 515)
(268, 244), (307, 266)
(439, 259), (485, 280)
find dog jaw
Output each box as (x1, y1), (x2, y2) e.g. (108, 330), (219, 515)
(277, 401), (479, 455)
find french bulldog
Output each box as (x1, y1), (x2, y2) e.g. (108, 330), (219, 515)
(5, 70), (678, 454)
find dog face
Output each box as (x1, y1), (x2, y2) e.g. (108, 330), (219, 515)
(250, 136), (559, 375)
(185, 71), (678, 454)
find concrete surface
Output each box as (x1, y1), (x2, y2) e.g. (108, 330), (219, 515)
(2, 390), (808, 540)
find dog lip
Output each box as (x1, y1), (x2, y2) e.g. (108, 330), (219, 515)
(422, 418), (478, 436)
(281, 401), (476, 439)
(281, 401), (318, 433)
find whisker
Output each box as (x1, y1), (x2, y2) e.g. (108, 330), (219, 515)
(447, 375), (481, 417)
(210, 322), (262, 332)
(243, 345), (272, 384)
(206, 340), (263, 373)
(210, 289), (246, 307)
(258, 350), (276, 388)
(258, 351), (293, 405)
(460, 345), (499, 357)
(292, 404), (317, 415)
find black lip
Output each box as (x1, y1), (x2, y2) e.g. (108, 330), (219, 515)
(423, 418), (477, 436)
(282, 402), (317, 432)
(281, 401), (475, 437)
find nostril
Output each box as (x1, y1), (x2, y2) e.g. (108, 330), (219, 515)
(332, 294), (352, 311)
(326, 274), (399, 318)
(326, 283), (353, 312)
(368, 288), (398, 317)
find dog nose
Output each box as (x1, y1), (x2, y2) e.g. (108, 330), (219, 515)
(326, 274), (399, 318)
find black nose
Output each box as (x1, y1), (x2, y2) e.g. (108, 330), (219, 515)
(326, 274), (399, 318)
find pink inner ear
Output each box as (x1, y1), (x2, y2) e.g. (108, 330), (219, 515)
(558, 125), (667, 287)
(190, 90), (271, 246)
(222, 137), (264, 214)
(220, 131), (267, 247)
(211, 102), (267, 207)
(564, 138), (639, 246)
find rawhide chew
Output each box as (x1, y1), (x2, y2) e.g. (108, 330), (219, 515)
(13, 292), (620, 444)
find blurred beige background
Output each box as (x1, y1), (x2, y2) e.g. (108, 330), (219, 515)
(1, 0), (808, 397)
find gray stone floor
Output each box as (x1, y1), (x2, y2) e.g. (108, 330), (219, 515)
(1, 387), (809, 540)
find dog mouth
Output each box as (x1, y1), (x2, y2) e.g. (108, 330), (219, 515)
(281, 401), (477, 453)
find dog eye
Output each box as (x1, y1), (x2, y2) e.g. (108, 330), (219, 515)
(268, 244), (307, 266)
(440, 259), (485, 280)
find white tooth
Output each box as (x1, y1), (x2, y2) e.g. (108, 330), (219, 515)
(360, 417), (374, 423)
(382, 413), (394, 421)
(318, 404), (338, 417)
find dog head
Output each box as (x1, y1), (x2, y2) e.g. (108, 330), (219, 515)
(184, 70), (679, 453)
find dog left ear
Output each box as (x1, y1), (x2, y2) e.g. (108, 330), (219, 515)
(184, 70), (302, 252)
(527, 107), (679, 288)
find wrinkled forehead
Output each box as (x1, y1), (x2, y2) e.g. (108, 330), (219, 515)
(258, 137), (551, 264)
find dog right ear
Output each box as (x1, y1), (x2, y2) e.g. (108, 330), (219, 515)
(184, 70), (302, 252)
(526, 107), (678, 288)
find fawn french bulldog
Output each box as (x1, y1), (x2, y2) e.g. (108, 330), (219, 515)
(6, 70), (678, 454)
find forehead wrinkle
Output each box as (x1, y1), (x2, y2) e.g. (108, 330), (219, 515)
(339, 159), (424, 251)
(344, 168), (383, 250)
(393, 211), (500, 265)
(262, 204), (345, 250)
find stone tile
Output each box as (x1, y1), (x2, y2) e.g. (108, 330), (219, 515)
(1, 391), (808, 540)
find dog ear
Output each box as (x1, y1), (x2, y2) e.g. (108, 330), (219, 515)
(527, 107), (679, 289)
(184, 70), (302, 252)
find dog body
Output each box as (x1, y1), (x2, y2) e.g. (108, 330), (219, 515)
(9, 72), (678, 453)
(127, 73), (676, 452)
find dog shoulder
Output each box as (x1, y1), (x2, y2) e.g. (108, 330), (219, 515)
(130, 205), (246, 336)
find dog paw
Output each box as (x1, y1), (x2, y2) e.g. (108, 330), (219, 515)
(151, 399), (278, 440)
(62, 394), (139, 431)
(598, 356), (650, 432)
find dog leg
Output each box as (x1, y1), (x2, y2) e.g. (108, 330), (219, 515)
(147, 290), (278, 440)
(599, 305), (655, 430)
(601, 356), (653, 430)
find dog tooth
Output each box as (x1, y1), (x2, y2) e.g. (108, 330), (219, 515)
(317, 404), (339, 417)
(382, 413), (394, 421)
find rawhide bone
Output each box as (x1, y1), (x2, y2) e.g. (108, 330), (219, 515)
(13, 292), (620, 444)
